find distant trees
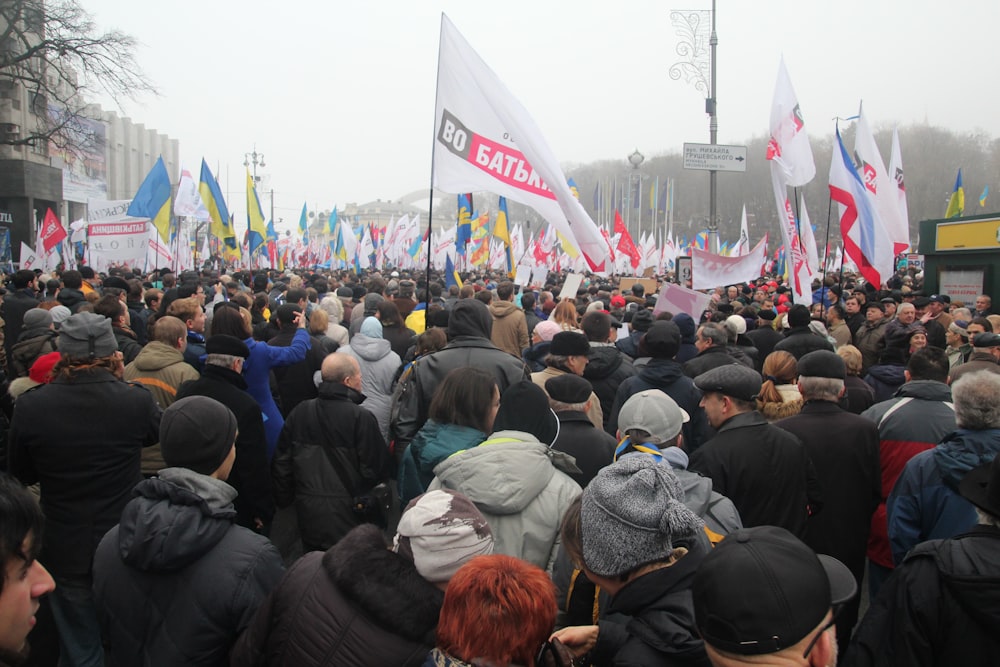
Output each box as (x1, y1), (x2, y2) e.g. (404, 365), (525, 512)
(0, 0), (154, 154)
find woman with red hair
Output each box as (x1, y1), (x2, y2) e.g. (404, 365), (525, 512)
(427, 554), (565, 667)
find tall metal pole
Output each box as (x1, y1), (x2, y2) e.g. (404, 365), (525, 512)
(707, 0), (719, 254)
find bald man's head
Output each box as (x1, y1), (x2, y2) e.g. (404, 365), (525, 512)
(322, 353), (360, 384)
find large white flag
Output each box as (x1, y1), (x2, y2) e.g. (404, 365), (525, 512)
(799, 194), (821, 273)
(888, 126), (910, 251)
(433, 14), (607, 266)
(766, 59), (814, 305)
(733, 205), (750, 256)
(691, 237), (768, 291)
(173, 168), (210, 220)
(767, 58), (815, 187)
(19, 242), (38, 270)
(854, 105), (908, 256)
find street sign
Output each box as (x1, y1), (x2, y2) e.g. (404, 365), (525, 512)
(682, 143), (748, 173)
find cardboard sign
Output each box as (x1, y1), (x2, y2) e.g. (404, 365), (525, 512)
(619, 277), (658, 296)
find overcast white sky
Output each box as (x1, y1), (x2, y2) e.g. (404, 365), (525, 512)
(83, 0), (999, 234)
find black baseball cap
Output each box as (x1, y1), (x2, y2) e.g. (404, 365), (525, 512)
(693, 526), (856, 656)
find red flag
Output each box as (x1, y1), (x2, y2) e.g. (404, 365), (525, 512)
(613, 211), (641, 269)
(40, 208), (67, 253)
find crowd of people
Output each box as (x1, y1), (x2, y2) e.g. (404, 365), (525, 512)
(0, 261), (998, 667)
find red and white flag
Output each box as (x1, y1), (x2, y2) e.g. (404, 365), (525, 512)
(691, 237), (769, 291)
(767, 58), (815, 188)
(766, 58), (814, 305)
(798, 194), (821, 273)
(854, 104), (909, 256)
(613, 211), (640, 269)
(888, 126), (909, 252)
(40, 208), (67, 253)
(432, 14), (607, 266)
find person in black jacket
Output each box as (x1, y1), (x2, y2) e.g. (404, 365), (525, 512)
(391, 298), (529, 456)
(1, 270), (39, 368)
(175, 334), (273, 533)
(848, 456), (1000, 667)
(611, 320), (712, 450)
(272, 353), (391, 551)
(745, 310), (783, 371)
(689, 364), (822, 538)
(547, 374), (615, 488)
(93, 395), (284, 667)
(683, 323), (753, 378)
(581, 311), (635, 433)
(269, 304), (327, 417)
(774, 304), (835, 360)
(774, 350), (881, 657)
(8, 312), (161, 666)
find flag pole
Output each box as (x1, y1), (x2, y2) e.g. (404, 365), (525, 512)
(424, 14), (446, 315)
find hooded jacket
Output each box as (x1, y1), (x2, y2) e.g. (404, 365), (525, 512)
(611, 358), (711, 450)
(230, 524), (442, 667)
(584, 344), (636, 432)
(887, 427), (1000, 565)
(123, 341), (201, 476)
(398, 420), (486, 506)
(672, 313), (700, 365)
(861, 380), (957, 569)
(337, 334), (401, 442)
(9, 327), (57, 378)
(591, 538), (711, 667)
(391, 300), (529, 453)
(428, 430), (581, 572)
(522, 339), (551, 373)
(864, 362), (907, 403)
(92, 468), (284, 667)
(847, 525), (1000, 667)
(488, 299), (529, 357)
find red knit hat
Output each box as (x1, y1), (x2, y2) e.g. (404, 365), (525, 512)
(29, 351), (61, 385)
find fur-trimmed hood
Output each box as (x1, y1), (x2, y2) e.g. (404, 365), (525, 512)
(759, 397), (803, 422)
(323, 523), (444, 643)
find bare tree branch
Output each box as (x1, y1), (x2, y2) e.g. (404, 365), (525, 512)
(0, 0), (156, 156)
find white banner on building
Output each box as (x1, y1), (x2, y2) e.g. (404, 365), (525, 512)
(88, 220), (148, 273)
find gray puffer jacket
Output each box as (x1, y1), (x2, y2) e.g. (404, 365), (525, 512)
(429, 430), (581, 572)
(337, 334), (400, 442)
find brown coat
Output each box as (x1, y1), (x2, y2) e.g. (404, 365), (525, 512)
(489, 299), (529, 357)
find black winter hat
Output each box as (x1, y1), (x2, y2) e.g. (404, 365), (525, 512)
(206, 334), (250, 359)
(493, 381), (559, 446)
(550, 331), (590, 356)
(160, 396), (237, 475)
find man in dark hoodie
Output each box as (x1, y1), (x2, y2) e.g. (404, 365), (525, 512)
(610, 321), (712, 450)
(55, 269), (87, 313)
(672, 312), (700, 365)
(774, 304), (835, 360)
(92, 396), (284, 666)
(268, 304), (326, 417)
(615, 307), (653, 359)
(582, 310), (635, 432)
(848, 455), (1000, 666)
(391, 298), (529, 457)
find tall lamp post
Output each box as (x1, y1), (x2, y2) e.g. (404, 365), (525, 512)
(628, 149), (645, 239)
(670, 1), (719, 253)
(244, 145), (273, 268)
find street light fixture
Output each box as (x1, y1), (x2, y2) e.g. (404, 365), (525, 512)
(244, 145), (265, 183)
(627, 149), (645, 237)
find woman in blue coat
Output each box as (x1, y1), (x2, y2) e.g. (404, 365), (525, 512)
(211, 306), (310, 457)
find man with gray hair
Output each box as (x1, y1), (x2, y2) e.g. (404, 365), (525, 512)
(888, 369), (1000, 566)
(775, 350), (880, 656)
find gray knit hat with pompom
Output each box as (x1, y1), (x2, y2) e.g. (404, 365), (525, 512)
(581, 456), (704, 577)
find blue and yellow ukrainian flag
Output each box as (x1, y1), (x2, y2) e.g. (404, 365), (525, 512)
(494, 196), (514, 277)
(246, 169), (268, 256)
(199, 159), (235, 250)
(445, 253), (463, 289)
(456, 193), (472, 256)
(980, 185), (989, 208)
(128, 156), (173, 244)
(945, 169), (964, 218)
(298, 202), (309, 243)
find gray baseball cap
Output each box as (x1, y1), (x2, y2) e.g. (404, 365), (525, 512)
(617, 389), (690, 444)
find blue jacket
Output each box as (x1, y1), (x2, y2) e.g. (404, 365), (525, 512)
(397, 420), (486, 506)
(887, 428), (1000, 565)
(243, 329), (311, 457)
